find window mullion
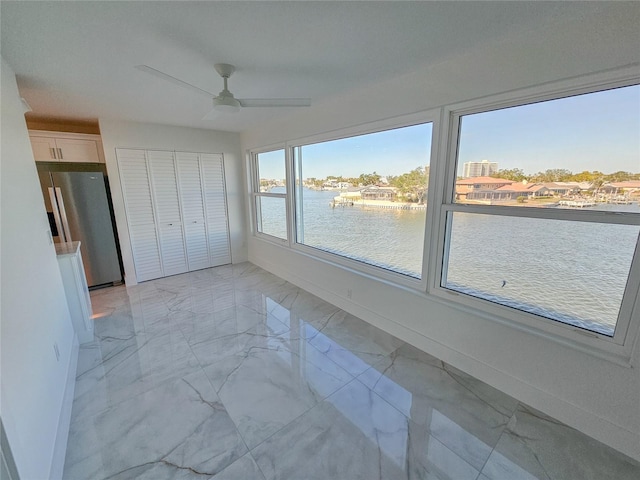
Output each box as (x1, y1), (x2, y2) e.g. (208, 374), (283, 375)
(255, 192), (287, 199)
(285, 145), (294, 248)
(443, 203), (640, 225)
(295, 146), (304, 245)
(424, 107), (449, 292)
(612, 233), (640, 345)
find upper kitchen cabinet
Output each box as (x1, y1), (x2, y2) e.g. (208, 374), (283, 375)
(29, 131), (105, 163)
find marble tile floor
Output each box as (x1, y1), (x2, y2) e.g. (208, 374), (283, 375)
(63, 262), (640, 480)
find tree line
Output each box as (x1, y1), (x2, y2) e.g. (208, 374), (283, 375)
(304, 166), (430, 203)
(300, 167), (639, 205)
(488, 168), (640, 184)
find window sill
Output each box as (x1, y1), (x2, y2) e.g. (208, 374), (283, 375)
(251, 232), (637, 367)
(427, 284), (637, 368)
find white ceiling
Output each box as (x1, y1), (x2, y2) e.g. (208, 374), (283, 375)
(0, 1), (633, 133)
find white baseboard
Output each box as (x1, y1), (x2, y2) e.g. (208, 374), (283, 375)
(251, 254), (640, 462)
(49, 334), (80, 480)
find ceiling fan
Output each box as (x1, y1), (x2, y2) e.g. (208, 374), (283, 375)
(136, 63), (311, 117)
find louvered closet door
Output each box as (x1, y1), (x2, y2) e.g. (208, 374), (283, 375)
(116, 149), (163, 282)
(175, 152), (210, 271)
(201, 154), (231, 266)
(148, 151), (188, 276)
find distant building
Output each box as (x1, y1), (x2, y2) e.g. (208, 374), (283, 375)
(542, 182), (581, 196)
(601, 181), (640, 197)
(469, 182), (551, 201)
(322, 181), (352, 189)
(455, 176), (513, 201)
(463, 160), (498, 178)
(360, 186), (398, 201)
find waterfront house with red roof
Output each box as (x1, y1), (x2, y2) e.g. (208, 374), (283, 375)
(455, 176), (514, 201)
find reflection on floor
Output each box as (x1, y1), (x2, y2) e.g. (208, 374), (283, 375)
(63, 263), (639, 479)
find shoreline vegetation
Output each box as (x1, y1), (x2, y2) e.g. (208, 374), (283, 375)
(327, 195), (638, 210)
(260, 166), (640, 209)
(331, 197), (426, 210)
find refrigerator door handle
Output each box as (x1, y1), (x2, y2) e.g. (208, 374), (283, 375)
(48, 187), (66, 241)
(55, 187), (73, 242)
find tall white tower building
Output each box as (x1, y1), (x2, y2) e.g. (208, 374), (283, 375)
(463, 159), (498, 178)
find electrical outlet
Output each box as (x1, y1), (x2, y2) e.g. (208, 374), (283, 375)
(347, 289), (353, 299)
(53, 342), (60, 362)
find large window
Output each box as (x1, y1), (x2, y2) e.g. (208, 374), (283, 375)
(248, 74), (640, 356)
(293, 123), (432, 279)
(252, 149), (287, 240)
(439, 84), (640, 341)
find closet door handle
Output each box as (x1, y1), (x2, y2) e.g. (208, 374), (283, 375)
(50, 148), (57, 159)
(57, 148), (64, 160)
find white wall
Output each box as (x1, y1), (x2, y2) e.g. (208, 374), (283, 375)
(241, 9), (640, 461)
(98, 119), (246, 285)
(1, 57), (77, 480)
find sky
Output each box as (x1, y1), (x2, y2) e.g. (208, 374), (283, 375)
(258, 123), (432, 180)
(258, 84), (640, 180)
(457, 84), (640, 176)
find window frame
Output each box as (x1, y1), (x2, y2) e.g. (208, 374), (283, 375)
(246, 67), (640, 364)
(287, 111), (440, 290)
(249, 146), (291, 244)
(427, 71), (640, 361)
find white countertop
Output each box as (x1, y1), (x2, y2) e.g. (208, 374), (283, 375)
(55, 241), (81, 257)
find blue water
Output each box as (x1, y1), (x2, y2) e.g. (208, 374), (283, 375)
(296, 189), (426, 277)
(445, 211), (639, 335)
(261, 187), (639, 335)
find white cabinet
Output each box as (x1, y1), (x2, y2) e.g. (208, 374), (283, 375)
(56, 241), (94, 344)
(117, 148), (231, 283)
(29, 131), (105, 163)
(54, 137), (103, 163)
(30, 135), (58, 161)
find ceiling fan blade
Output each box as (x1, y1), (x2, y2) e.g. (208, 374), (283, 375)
(202, 108), (221, 121)
(238, 98), (311, 108)
(135, 65), (214, 98)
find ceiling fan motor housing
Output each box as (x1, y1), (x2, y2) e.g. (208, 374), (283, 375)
(214, 63), (236, 78)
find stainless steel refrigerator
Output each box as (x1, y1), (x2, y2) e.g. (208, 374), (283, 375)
(37, 163), (123, 288)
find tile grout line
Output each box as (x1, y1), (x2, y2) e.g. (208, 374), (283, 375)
(475, 401), (522, 479)
(174, 269), (294, 479)
(151, 275), (256, 477)
(73, 263), (619, 479)
(167, 267), (485, 477)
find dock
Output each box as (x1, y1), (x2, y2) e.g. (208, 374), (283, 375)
(331, 197), (426, 210)
(558, 200), (596, 208)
